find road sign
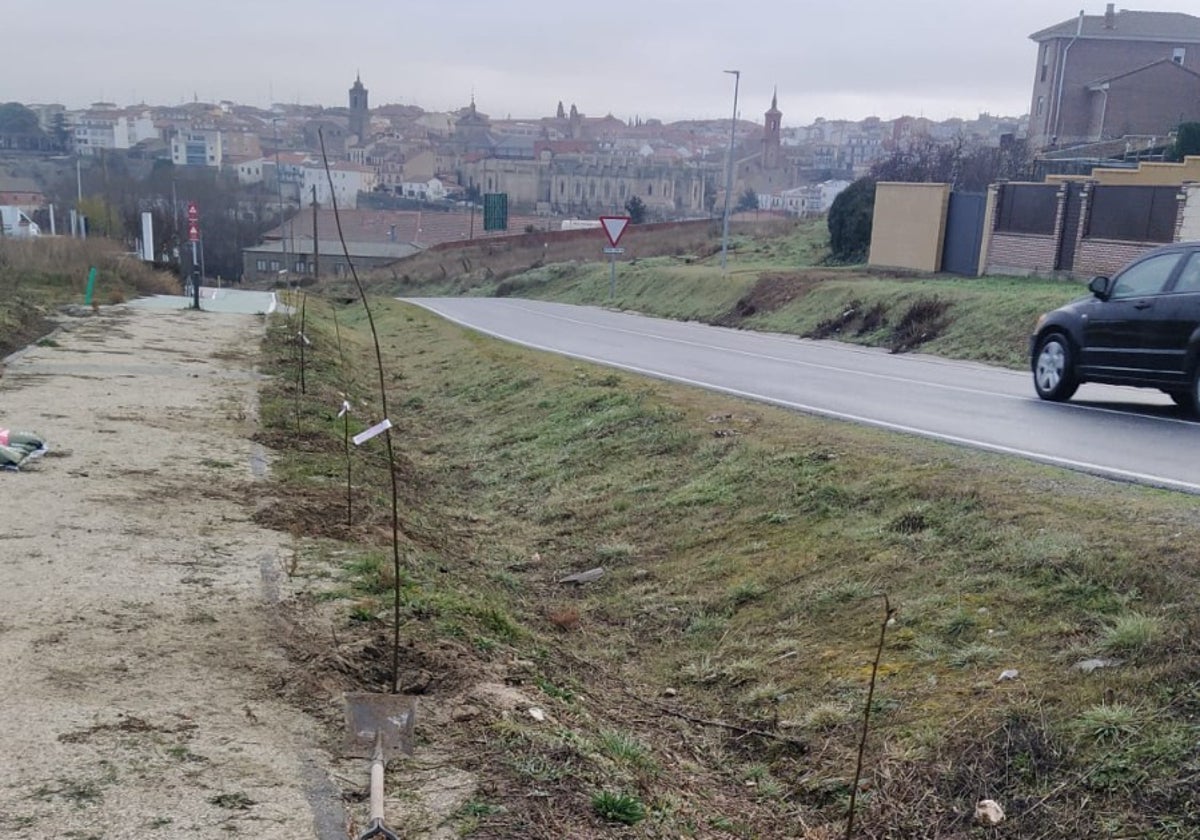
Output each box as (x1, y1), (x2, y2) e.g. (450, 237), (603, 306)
(188, 221), (200, 242)
(483, 193), (508, 231)
(603, 247), (625, 255)
(599, 216), (630, 247)
(187, 201), (198, 223)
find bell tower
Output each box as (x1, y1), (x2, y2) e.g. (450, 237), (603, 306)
(763, 87), (782, 170)
(349, 72), (369, 143)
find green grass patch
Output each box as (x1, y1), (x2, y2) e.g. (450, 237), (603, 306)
(254, 295), (1200, 837)
(430, 217), (1086, 370)
(591, 790), (646, 825)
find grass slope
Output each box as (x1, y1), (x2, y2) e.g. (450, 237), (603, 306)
(411, 219), (1086, 371)
(0, 239), (179, 356)
(258, 294), (1200, 839)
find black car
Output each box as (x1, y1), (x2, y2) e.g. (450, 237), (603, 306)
(1030, 241), (1200, 413)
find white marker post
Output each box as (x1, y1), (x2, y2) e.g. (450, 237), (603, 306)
(353, 418), (393, 447)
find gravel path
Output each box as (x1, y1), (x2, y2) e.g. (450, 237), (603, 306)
(0, 307), (343, 838)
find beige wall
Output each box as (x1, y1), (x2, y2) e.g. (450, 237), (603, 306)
(868, 182), (951, 272)
(1180, 184), (1200, 241)
(1048, 155), (1200, 186)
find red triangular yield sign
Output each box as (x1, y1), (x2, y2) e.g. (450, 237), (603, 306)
(599, 216), (630, 247)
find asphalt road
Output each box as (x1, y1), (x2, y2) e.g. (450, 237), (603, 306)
(405, 297), (1200, 494)
(128, 287), (279, 315)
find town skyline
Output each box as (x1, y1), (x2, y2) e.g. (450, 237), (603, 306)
(13, 0), (1200, 126)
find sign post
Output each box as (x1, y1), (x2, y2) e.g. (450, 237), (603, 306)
(187, 201), (201, 310)
(599, 216), (630, 300)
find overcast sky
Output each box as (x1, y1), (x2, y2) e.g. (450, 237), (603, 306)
(10, 1), (1200, 125)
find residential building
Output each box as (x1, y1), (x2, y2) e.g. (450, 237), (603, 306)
(300, 160), (376, 209)
(1028, 3), (1200, 149)
(0, 175), (46, 212)
(171, 128), (223, 168)
(71, 107), (157, 156)
(235, 157), (267, 185)
(760, 179), (850, 216)
(398, 178), (447, 201)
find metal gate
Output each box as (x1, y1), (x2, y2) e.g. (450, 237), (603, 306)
(1055, 182), (1084, 272)
(941, 191), (987, 276)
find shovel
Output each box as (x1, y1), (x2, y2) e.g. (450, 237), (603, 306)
(343, 692), (417, 840)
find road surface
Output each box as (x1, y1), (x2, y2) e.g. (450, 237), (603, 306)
(406, 297), (1200, 494)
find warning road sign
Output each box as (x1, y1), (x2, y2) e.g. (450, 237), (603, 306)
(599, 216), (630, 247)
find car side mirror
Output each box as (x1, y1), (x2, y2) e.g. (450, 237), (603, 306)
(1088, 275), (1111, 300)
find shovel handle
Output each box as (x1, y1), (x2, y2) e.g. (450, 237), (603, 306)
(355, 735), (398, 840)
(370, 754), (385, 823)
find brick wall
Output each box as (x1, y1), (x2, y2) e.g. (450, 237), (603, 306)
(985, 233), (1061, 275)
(984, 181), (1198, 277)
(984, 181), (1067, 275)
(1072, 239), (1159, 278)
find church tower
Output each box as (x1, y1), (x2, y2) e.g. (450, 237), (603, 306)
(349, 73), (369, 143)
(763, 87), (782, 170)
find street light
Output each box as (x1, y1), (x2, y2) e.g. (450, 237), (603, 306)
(720, 69), (740, 273)
(272, 118), (288, 275)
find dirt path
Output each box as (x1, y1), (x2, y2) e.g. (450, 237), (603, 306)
(0, 307), (344, 838)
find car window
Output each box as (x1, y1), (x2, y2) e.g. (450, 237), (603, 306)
(1110, 252), (1182, 299)
(1171, 252), (1200, 293)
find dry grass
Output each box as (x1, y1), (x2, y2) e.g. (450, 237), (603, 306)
(0, 237), (179, 356)
(330, 216), (797, 297)
(0, 238), (179, 298)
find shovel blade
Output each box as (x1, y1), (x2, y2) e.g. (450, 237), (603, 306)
(343, 693), (417, 759)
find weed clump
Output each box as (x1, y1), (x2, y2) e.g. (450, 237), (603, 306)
(889, 296), (952, 352)
(1100, 612), (1162, 654)
(591, 790), (646, 825)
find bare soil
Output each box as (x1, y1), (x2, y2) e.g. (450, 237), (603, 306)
(0, 307), (345, 838)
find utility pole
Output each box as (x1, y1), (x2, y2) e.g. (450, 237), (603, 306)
(311, 185), (319, 280)
(171, 179), (180, 244)
(75, 157), (83, 238)
(720, 69), (741, 274)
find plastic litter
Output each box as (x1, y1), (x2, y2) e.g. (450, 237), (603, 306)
(0, 429), (48, 471)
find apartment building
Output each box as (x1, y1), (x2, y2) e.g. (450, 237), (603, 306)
(1029, 3), (1200, 149)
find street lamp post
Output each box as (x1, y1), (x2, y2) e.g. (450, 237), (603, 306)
(720, 69), (740, 274)
(273, 118), (289, 280)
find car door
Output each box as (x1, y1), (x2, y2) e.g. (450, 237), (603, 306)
(1080, 250), (1184, 381)
(1149, 249), (1200, 383)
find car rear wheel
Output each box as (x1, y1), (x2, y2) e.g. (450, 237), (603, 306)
(1186, 366), (1200, 417)
(1033, 333), (1079, 401)
(1166, 390), (1192, 411)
